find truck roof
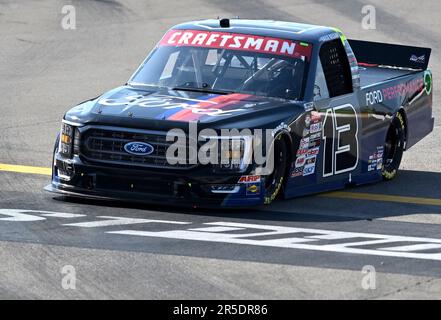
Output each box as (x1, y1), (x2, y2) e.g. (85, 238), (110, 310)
(171, 19), (337, 44)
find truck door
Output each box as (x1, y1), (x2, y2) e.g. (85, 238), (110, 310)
(312, 39), (362, 184)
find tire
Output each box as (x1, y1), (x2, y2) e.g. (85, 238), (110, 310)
(382, 112), (405, 180)
(263, 136), (288, 205)
(52, 134), (60, 179)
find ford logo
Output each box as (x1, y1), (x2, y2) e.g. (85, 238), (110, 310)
(124, 142), (154, 156)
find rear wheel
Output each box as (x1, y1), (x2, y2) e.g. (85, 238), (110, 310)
(264, 136), (288, 205)
(382, 113), (405, 180)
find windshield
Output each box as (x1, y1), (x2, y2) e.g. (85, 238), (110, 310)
(129, 30), (312, 100)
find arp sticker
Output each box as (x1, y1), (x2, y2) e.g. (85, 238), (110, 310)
(238, 175), (261, 183)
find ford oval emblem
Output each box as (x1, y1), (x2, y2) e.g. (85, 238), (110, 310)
(124, 142), (154, 156)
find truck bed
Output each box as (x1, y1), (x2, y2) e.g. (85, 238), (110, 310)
(359, 65), (418, 88)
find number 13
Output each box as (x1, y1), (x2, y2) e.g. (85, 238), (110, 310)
(322, 104), (359, 177)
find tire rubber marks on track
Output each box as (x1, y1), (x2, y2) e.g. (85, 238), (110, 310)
(2, 209), (441, 261)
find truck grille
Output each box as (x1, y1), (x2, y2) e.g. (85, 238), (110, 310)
(80, 127), (195, 169)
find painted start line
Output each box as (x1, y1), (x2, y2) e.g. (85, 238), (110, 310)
(2, 209), (441, 261)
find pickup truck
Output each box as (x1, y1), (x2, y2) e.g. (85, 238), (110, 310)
(45, 19), (434, 207)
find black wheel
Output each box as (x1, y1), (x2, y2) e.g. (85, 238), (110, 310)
(52, 134), (60, 179)
(264, 136), (288, 205)
(382, 112), (405, 180)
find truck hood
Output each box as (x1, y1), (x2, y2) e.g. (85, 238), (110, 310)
(65, 85), (306, 130)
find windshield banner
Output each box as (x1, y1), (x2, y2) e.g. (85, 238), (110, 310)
(159, 29), (312, 61)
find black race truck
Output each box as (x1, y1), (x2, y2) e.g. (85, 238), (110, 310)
(45, 19), (434, 207)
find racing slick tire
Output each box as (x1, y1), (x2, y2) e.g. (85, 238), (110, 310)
(263, 135), (288, 205)
(52, 134), (60, 178)
(382, 112), (405, 181)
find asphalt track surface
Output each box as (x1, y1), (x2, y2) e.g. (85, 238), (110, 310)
(1, 0), (441, 299)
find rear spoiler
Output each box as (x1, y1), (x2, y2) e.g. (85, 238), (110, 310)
(348, 39), (431, 70)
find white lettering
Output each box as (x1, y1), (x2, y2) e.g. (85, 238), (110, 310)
(206, 33), (220, 45)
(230, 36), (245, 48)
(243, 37), (263, 50)
(280, 41), (296, 55)
(178, 32), (193, 44)
(264, 40), (279, 52)
(191, 32), (208, 45)
(168, 31), (182, 44)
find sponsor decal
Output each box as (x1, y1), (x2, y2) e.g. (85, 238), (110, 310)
(309, 139), (321, 148)
(311, 111), (321, 123)
(305, 155), (316, 165)
(381, 78), (424, 101)
(424, 70), (433, 95)
(318, 32), (340, 42)
(124, 142), (154, 156)
(272, 122), (291, 137)
(304, 102), (314, 112)
(295, 155), (306, 168)
(309, 132), (321, 140)
(366, 90), (384, 106)
(299, 137), (310, 149)
(302, 128), (310, 137)
(99, 93), (251, 121)
(238, 175), (261, 183)
(368, 146), (384, 171)
(304, 114), (311, 127)
(246, 183), (260, 195)
(291, 166), (304, 177)
(310, 122), (322, 134)
(307, 147), (320, 156)
(296, 148), (308, 156)
(160, 29), (312, 60)
(303, 164), (316, 176)
(376, 158), (383, 170)
(166, 93), (251, 121)
(410, 54), (425, 64)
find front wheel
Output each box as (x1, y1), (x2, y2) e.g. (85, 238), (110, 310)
(263, 136), (288, 205)
(52, 134), (60, 179)
(382, 113), (405, 180)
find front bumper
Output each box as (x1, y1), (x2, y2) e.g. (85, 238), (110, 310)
(45, 153), (265, 208)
